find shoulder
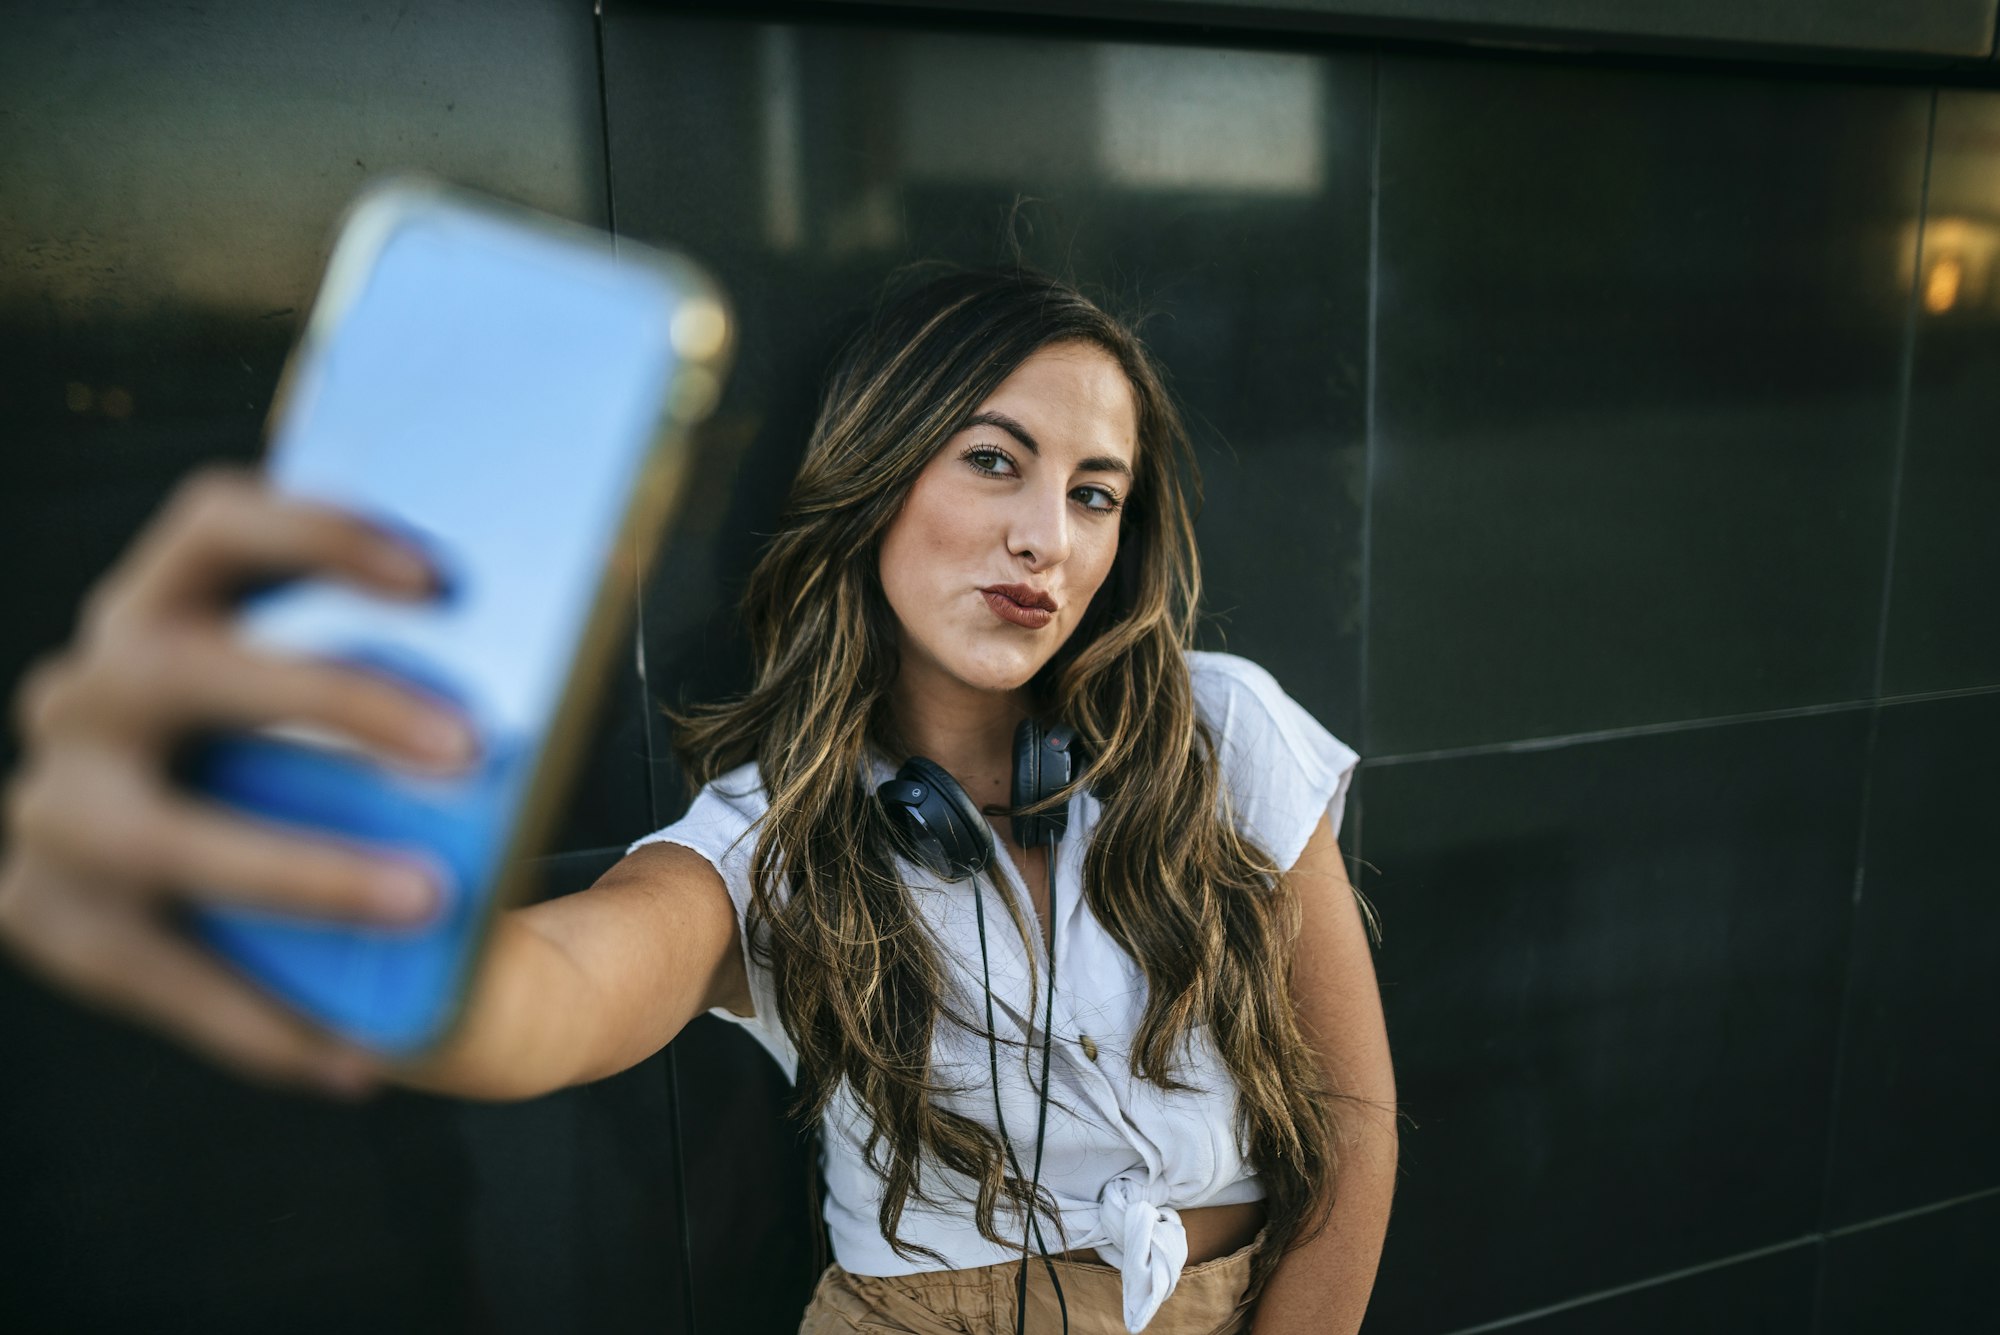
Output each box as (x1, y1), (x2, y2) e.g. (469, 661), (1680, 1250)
(626, 760), (769, 865)
(1187, 650), (1351, 768)
(1185, 650), (1360, 869)
(1187, 649), (1301, 724)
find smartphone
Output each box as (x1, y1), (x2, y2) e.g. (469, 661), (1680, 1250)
(186, 175), (730, 1056)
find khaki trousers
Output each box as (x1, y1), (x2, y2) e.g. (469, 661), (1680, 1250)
(797, 1231), (1263, 1334)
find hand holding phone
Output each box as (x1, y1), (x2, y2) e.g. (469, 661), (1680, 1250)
(0, 471), (466, 1097)
(0, 177), (730, 1080)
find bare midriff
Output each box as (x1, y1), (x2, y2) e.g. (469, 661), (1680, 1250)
(1056, 1198), (1268, 1268)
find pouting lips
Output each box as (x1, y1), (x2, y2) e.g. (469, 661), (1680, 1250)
(982, 583), (1057, 612)
(981, 588), (1055, 629)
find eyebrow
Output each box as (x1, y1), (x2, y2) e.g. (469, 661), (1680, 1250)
(963, 410), (1135, 481)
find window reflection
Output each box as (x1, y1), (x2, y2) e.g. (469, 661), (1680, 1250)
(1096, 46), (1325, 194)
(893, 36), (1326, 197)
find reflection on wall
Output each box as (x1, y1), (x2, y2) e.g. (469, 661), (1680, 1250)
(758, 27), (806, 253)
(763, 33), (1336, 253)
(1917, 217), (2000, 315)
(897, 37), (1327, 195)
(1907, 94), (2000, 321)
(1096, 46), (1325, 194)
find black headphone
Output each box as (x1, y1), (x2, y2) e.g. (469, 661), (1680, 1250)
(876, 719), (1077, 877)
(876, 717), (1078, 1335)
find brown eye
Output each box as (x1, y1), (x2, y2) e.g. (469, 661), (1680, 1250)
(1072, 485), (1122, 514)
(962, 446), (1017, 477)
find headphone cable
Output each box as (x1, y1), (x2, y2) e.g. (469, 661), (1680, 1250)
(1013, 832), (1068, 1335)
(972, 864), (1068, 1335)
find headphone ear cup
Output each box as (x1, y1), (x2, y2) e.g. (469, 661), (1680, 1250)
(1011, 716), (1042, 845)
(1011, 718), (1076, 848)
(882, 756), (992, 880)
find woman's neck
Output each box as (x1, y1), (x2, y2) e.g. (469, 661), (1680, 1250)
(888, 656), (1029, 812)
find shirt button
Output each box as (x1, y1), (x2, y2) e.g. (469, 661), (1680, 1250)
(1078, 1033), (1099, 1062)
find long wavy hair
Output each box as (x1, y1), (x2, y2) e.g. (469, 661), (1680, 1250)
(674, 266), (1352, 1303)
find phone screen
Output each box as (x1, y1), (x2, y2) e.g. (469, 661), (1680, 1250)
(191, 183), (722, 1054)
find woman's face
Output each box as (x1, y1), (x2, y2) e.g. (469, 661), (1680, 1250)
(878, 340), (1139, 699)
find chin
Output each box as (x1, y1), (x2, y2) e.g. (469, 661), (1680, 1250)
(951, 658), (1044, 694)
(941, 639), (1058, 694)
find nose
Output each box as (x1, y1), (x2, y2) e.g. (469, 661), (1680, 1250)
(1008, 479), (1072, 572)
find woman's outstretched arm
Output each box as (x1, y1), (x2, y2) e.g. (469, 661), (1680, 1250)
(1253, 813), (1399, 1334)
(393, 840), (750, 1101)
(0, 467), (746, 1103)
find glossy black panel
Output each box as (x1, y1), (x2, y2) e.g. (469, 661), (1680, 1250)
(1822, 692), (2000, 1226)
(604, 12), (1373, 747)
(0, 3), (610, 1330)
(1368, 59), (1929, 755)
(457, 1051), (692, 1335)
(1818, 1192), (2000, 1335)
(0, 961), (479, 1331)
(1882, 91), (2000, 696)
(1469, 1242), (1818, 1335)
(1357, 711), (1868, 1332)
(673, 1016), (824, 1335)
(813, 0), (2000, 63)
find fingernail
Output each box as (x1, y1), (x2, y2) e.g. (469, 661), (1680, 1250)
(412, 712), (478, 767)
(362, 517), (456, 600)
(371, 865), (437, 921)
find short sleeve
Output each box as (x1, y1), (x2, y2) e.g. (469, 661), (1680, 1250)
(627, 762), (799, 1081)
(1187, 651), (1360, 872)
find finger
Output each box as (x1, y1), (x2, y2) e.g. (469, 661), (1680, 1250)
(90, 468), (437, 630)
(17, 875), (386, 1098)
(153, 636), (477, 772)
(10, 650), (71, 746)
(153, 790), (445, 925)
(28, 627), (477, 774)
(13, 749), (440, 924)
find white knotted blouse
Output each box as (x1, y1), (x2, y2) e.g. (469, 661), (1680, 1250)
(628, 651), (1358, 1333)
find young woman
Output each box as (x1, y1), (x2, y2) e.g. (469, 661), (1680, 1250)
(0, 267), (1396, 1334)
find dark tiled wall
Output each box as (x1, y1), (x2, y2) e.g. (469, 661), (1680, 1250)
(2, 4), (1995, 1334)
(0, 2), (660, 1332)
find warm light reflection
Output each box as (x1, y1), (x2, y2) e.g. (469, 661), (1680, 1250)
(1925, 256), (1963, 314)
(1905, 215), (2000, 316)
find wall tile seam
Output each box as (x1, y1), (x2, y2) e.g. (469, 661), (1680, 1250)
(1357, 680), (2000, 768)
(1806, 698), (1881, 1335)
(1354, 50), (1384, 873)
(1808, 91), (1941, 1334)
(593, 0), (619, 239)
(1866, 88), (1938, 724)
(1432, 1182), (2000, 1335)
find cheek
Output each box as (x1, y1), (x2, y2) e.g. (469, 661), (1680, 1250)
(877, 477), (956, 606)
(1078, 521), (1123, 593)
